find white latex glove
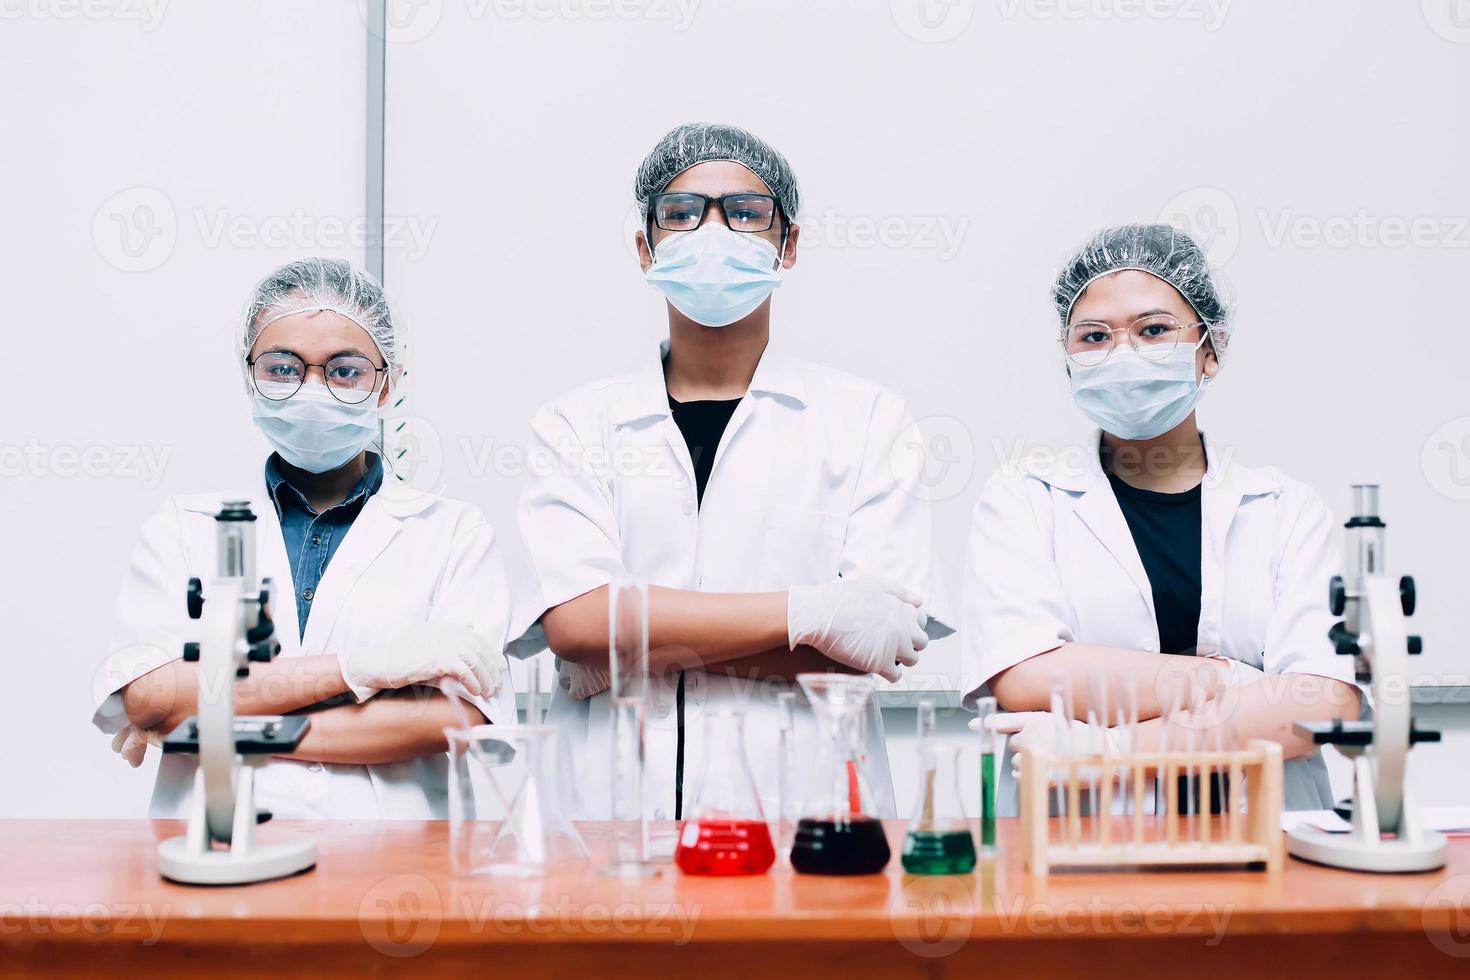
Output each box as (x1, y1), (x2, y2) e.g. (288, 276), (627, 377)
(110, 725), (161, 768)
(339, 622), (501, 703)
(787, 578), (928, 683)
(1201, 655), (1264, 688)
(567, 663), (612, 702)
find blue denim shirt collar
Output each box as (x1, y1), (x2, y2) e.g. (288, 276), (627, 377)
(265, 452), (384, 519)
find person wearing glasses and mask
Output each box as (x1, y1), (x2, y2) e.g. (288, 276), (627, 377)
(961, 224), (1362, 813)
(512, 123), (949, 822)
(92, 258), (513, 819)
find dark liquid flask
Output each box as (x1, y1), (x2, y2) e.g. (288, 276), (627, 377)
(675, 707), (775, 876)
(790, 674), (892, 875)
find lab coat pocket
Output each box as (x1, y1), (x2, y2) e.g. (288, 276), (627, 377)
(759, 505), (847, 588)
(328, 580), (432, 657)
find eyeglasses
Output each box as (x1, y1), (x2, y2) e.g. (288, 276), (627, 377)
(649, 192), (782, 234)
(1061, 314), (1212, 368)
(248, 351), (386, 404)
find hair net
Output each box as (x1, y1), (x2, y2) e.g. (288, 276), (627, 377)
(238, 257), (401, 379)
(1051, 224), (1233, 360)
(634, 122), (800, 224)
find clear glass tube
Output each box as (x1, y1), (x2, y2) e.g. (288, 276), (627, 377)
(775, 690), (797, 861)
(601, 579), (659, 877)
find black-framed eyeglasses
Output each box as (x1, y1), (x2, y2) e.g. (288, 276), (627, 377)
(649, 192), (782, 234)
(248, 351), (386, 405)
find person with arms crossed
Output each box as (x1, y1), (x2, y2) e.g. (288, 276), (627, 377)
(514, 123), (949, 821)
(93, 258), (513, 819)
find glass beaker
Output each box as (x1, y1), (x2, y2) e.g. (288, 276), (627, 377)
(447, 723), (589, 878)
(675, 707), (776, 876)
(902, 741), (976, 875)
(790, 673), (892, 875)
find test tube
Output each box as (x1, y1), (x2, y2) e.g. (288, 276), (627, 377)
(525, 657), (543, 727)
(601, 579), (658, 878)
(1049, 672), (1078, 844)
(916, 699), (938, 824)
(1086, 670), (1109, 842)
(775, 690), (797, 860)
(975, 696), (998, 853)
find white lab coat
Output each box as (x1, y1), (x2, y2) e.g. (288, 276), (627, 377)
(512, 342), (950, 821)
(961, 431), (1360, 812)
(92, 477), (515, 820)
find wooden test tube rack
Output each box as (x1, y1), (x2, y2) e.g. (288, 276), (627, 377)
(1020, 739), (1284, 875)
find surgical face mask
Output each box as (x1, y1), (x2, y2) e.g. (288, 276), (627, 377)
(1068, 342), (1211, 440)
(643, 222), (783, 327)
(251, 381), (381, 473)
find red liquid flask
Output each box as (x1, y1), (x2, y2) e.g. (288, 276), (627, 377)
(675, 819), (776, 875)
(675, 707), (775, 876)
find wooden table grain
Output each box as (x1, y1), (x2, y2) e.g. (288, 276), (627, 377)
(3, 818), (1469, 977)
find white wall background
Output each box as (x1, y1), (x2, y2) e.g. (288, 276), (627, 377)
(5, 0), (1469, 817)
(2, 2), (367, 816)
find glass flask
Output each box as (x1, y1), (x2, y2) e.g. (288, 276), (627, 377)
(602, 579), (661, 878)
(790, 673), (892, 875)
(902, 740), (976, 875)
(447, 723), (589, 878)
(675, 707), (776, 876)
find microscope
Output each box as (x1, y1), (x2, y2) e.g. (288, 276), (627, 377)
(1285, 484), (1446, 872)
(156, 500), (319, 885)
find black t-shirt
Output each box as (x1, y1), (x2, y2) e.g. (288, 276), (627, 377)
(666, 392), (742, 820)
(668, 394), (743, 505)
(1107, 472), (1203, 656)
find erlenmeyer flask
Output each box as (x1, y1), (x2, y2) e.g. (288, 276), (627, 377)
(447, 723), (589, 878)
(903, 743), (976, 874)
(790, 673), (892, 875)
(675, 707), (776, 876)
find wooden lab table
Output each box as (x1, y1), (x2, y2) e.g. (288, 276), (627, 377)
(3, 818), (1469, 978)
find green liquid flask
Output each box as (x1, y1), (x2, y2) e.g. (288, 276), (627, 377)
(902, 702), (975, 875)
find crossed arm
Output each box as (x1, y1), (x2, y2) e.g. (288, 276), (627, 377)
(540, 585), (858, 682)
(120, 656), (485, 766)
(991, 642), (1362, 759)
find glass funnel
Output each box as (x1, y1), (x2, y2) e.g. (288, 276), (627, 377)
(447, 723), (589, 878)
(790, 673), (891, 875)
(902, 742), (976, 875)
(675, 707), (775, 875)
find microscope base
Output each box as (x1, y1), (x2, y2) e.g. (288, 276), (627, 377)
(158, 835), (318, 886)
(1286, 826), (1446, 873)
